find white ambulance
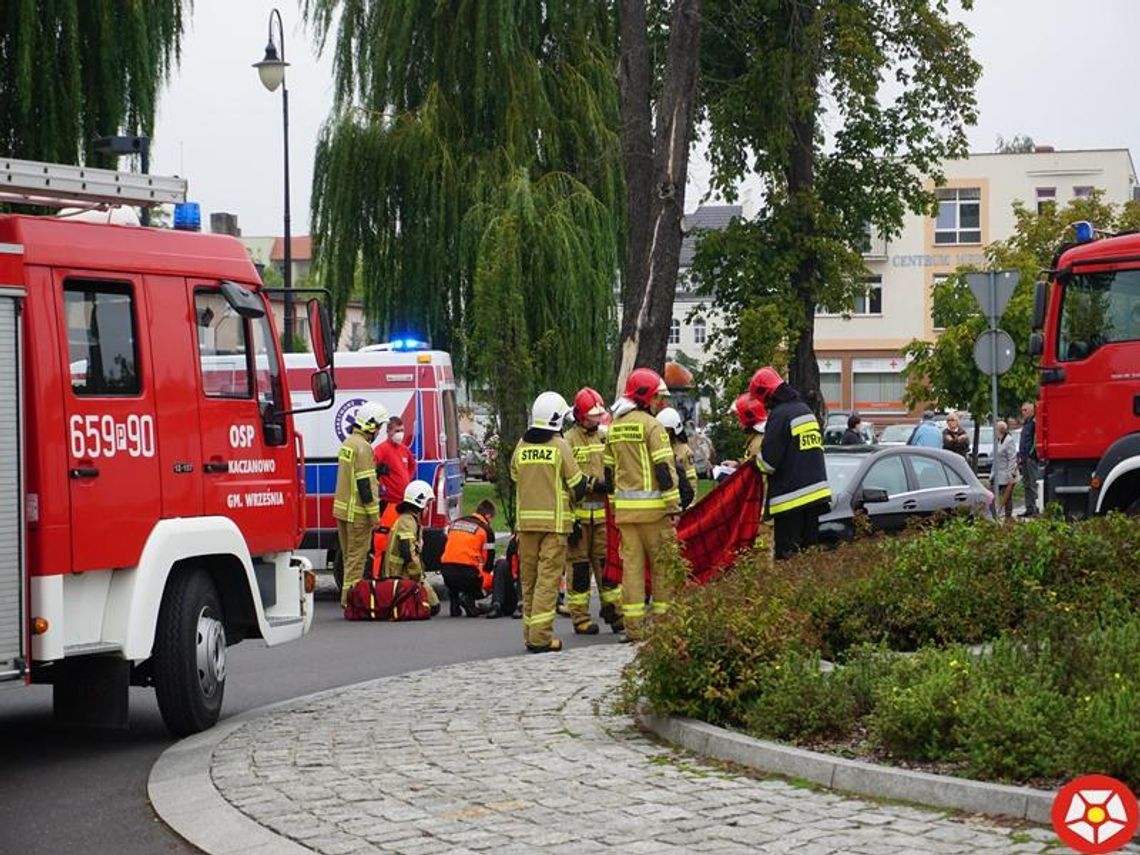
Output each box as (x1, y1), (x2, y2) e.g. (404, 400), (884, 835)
(285, 342), (463, 586)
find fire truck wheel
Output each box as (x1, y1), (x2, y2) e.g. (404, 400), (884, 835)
(153, 570), (226, 736)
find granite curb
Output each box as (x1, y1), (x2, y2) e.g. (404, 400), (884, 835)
(637, 708), (1056, 825)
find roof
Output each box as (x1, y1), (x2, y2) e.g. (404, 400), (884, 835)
(270, 235), (312, 262)
(679, 205), (742, 268)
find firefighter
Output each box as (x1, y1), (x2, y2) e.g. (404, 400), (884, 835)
(657, 407), (697, 511)
(605, 368), (679, 642)
(564, 387), (622, 635)
(749, 367), (832, 560)
(439, 499), (497, 617)
(334, 400), (389, 606)
(732, 393), (768, 461)
(382, 479), (441, 614)
(510, 391), (591, 653)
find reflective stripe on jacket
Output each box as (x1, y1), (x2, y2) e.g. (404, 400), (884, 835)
(510, 436), (583, 534)
(758, 398), (831, 517)
(440, 512), (495, 570)
(383, 511), (423, 576)
(333, 431), (380, 523)
(565, 424), (608, 523)
(604, 409), (678, 523)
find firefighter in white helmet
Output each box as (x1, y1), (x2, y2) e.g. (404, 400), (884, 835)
(382, 479), (440, 615)
(334, 400), (389, 606)
(657, 406), (697, 511)
(510, 391), (591, 653)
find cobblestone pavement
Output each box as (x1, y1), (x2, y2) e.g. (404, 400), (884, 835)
(210, 645), (1100, 854)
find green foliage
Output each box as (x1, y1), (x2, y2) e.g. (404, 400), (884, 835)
(903, 192), (1140, 419)
(690, 0), (980, 402)
(0, 2), (186, 165)
(628, 513), (1140, 786)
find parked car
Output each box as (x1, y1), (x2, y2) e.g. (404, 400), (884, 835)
(459, 433), (489, 481)
(876, 423), (914, 446)
(819, 446), (992, 544)
(824, 420), (876, 446)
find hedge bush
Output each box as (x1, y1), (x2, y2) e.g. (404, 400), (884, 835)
(626, 513), (1140, 788)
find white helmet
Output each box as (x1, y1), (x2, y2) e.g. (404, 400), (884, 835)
(403, 479), (434, 509)
(530, 391), (570, 431)
(354, 401), (389, 434)
(656, 407), (683, 436)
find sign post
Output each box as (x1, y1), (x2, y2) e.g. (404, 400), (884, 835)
(966, 270), (1020, 477)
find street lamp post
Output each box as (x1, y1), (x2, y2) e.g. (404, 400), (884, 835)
(253, 8), (294, 352)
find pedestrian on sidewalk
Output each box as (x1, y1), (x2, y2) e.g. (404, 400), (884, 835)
(907, 410), (942, 448)
(1018, 402), (1039, 517)
(511, 391), (590, 653)
(991, 420), (1019, 521)
(941, 411), (969, 459)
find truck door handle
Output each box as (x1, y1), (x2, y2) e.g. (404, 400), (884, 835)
(203, 460), (229, 474)
(69, 466), (100, 479)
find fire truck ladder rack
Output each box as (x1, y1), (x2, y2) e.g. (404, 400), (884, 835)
(0, 157), (187, 209)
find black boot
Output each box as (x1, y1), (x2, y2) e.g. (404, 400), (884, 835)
(448, 592), (462, 617)
(485, 603), (505, 619)
(459, 592), (484, 617)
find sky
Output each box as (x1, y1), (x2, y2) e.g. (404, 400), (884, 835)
(151, 0), (1140, 238)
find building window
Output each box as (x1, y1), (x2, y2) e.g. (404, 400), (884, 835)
(934, 187), (981, 245)
(1036, 187), (1056, 215)
(693, 318), (706, 345)
(820, 372), (842, 408)
(668, 318), (681, 345)
(1073, 185), (1094, 200)
(852, 372), (907, 412)
(853, 276), (883, 315)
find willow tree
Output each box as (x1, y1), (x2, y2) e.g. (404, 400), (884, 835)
(304, 1), (622, 519)
(0, 1), (187, 164)
(691, 0), (980, 416)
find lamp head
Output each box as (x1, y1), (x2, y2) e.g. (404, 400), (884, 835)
(253, 41), (288, 92)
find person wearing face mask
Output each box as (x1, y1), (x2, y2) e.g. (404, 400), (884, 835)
(375, 415), (417, 510)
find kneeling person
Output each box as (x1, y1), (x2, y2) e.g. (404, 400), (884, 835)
(383, 480), (441, 615)
(440, 500), (497, 617)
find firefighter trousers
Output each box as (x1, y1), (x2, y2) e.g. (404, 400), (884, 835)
(566, 520), (621, 627)
(617, 519), (676, 640)
(517, 531), (566, 649)
(337, 517), (376, 606)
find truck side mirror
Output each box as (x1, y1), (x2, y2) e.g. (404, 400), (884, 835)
(1031, 281), (1047, 330)
(307, 298), (335, 371)
(310, 369), (334, 404)
(220, 280), (266, 319)
(1028, 332), (1043, 357)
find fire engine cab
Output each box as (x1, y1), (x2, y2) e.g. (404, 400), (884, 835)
(0, 158), (335, 735)
(285, 343), (463, 587)
(1030, 221), (1140, 517)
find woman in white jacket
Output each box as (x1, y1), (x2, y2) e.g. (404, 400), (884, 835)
(992, 420), (1019, 521)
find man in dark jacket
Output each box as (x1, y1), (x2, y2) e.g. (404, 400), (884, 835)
(1018, 402), (1039, 517)
(841, 414), (864, 446)
(749, 367), (832, 560)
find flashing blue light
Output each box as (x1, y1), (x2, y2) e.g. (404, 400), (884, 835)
(390, 337), (429, 351)
(1073, 220), (1095, 243)
(173, 202), (202, 232)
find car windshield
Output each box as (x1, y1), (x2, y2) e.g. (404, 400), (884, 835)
(879, 424), (912, 443)
(824, 454), (865, 494)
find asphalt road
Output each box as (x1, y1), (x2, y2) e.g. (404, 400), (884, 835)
(0, 580), (618, 855)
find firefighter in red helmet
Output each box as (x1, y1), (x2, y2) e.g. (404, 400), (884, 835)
(748, 367), (831, 559)
(563, 388), (622, 634)
(604, 368), (679, 641)
(732, 392), (768, 462)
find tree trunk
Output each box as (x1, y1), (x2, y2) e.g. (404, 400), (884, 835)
(784, 0), (824, 419)
(615, 0), (703, 396)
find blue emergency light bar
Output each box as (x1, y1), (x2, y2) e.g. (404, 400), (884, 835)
(388, 337), (429, 351)
(1072, 220), (1095, 243)
(173, 202), (201, 232)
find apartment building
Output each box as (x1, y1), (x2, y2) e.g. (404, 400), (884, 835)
(668, 148), (1137, 417)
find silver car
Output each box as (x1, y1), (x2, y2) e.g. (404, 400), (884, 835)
(819, 447), (992, 544)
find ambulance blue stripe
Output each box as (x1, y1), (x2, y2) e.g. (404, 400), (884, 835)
(305, 462), (339, 495)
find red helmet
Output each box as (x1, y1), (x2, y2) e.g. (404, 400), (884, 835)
(623, 368), (669, 408)
(573, 387), (606, 423)
(732, 393), (768, 430)
(749, 366), (783, 404)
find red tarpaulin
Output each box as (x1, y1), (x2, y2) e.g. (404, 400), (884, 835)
(602, 462), (764, 588)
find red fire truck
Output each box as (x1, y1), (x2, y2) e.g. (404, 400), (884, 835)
(0, 158), (335, 734)
(1030, 221), (1140, 517)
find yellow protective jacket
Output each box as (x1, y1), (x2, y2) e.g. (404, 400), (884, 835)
(743, 431), (763, 462)
(510, 434), (584, 535)
(604, 409), (680, 523)
(383, 510), (424, 577)
(564, 424), (608, 524)
(333, 430), (380, 523)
